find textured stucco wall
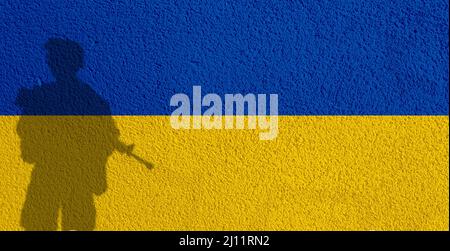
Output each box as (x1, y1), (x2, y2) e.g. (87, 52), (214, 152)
(0, 0), (448, 115)
(0, 116), (448, 230)
(0, 0), (448, 230)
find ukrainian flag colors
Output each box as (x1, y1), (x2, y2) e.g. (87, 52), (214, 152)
(0, 1), (448, 230)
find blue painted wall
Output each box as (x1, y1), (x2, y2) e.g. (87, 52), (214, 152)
(0, 0), (448, 115)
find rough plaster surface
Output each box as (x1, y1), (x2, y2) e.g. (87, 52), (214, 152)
(0, 0), (448, 115)
(0, 116), (448, 230)
(0, 0), (448, 231)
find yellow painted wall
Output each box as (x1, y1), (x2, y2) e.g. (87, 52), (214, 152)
(0, 116), (448, 230)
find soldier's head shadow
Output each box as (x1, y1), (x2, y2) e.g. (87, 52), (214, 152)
(15, 38), (124, 230)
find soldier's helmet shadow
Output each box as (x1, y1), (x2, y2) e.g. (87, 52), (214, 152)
(16, 38), (130, 230)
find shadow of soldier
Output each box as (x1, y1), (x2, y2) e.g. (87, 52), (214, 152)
(15, 38), (132, 230)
